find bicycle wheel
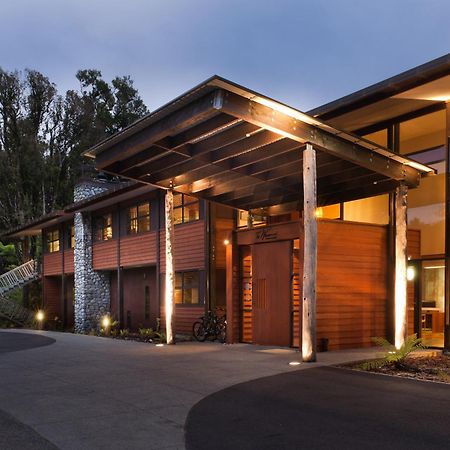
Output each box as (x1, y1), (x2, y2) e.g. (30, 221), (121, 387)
(217, 320), (227, 343)
(192, 321), (207, 342)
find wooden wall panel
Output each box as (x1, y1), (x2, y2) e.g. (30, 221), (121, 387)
(64, 250), (74, 274)
(43, 276), (61, 320)
(160, 306), (204, 335)
(316, 220), (388, 350)
(159, 220), (205, 272)
(120, 232), (157, 267)
(93, 240), (118, 270)
(240, 246), (252, 343)
(43, 253), (62, 276)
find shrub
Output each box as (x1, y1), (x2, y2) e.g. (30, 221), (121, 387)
(119, 329), (129, 338)
(138, 327), (155, 341)
(361, 334), (426, 370)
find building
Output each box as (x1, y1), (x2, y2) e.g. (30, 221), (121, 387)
(5, 54), (449, 359)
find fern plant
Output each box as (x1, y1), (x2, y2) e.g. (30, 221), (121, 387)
(361, 334), (426, 370)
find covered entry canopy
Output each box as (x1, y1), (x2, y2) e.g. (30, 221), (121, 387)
(84, 76), (433, 213)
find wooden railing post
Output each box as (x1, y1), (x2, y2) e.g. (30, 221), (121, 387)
(302, 143), (317, 362)
(165, 188), (175, 344)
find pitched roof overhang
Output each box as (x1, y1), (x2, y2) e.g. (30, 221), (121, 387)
(309, 53), (450, 132)
(84, 76), (433, 214)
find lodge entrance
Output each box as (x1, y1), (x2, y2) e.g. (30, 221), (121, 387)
(252, 241), (291, 346)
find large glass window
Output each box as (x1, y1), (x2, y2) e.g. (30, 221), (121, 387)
(420, 260), (445, 348)
(46, 230), (60, 253)
(343, 194), (389, 225)
(128, 203), (150, 234)
(173, 194), (199, 225)
(67, 224), (75, 249)
(94, 214), (113, 241)
(174, 271), (200, 305)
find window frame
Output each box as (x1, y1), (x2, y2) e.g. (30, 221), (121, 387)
(173, 193), (200, 225)
(46, 229), (60, 253)
(94, 213), (113, 242)
(174, 270), (202, 306)
(128, 202), (151, 235)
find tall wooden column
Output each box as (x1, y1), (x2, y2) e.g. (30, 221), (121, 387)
(394, 184), (408, 349)
(444, 101), (450, 352)
(165, 189), (175, 344)
(302, 143), (317, 362)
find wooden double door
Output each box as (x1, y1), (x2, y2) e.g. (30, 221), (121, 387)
(252, 241), (292, 346)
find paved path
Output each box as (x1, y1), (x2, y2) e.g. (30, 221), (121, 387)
(0, 331), (55, 354)
(0, 329), (378, 449)
(186, 366), (450, 450)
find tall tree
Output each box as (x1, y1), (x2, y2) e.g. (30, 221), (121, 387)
(0, 68), (149, 244)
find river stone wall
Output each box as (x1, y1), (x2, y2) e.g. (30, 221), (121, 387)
(73, 180), (112, 333)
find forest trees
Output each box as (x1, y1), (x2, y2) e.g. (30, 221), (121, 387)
(0, 68), (148, 243)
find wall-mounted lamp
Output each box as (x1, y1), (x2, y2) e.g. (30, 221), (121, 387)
(315, 207), (323, 219)
(406, 266), (415, 281)
(223, 238), (230, 246)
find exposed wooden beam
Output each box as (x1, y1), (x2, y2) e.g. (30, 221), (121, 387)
(95, 90), (223, 168)
(218, 91), (421, 187)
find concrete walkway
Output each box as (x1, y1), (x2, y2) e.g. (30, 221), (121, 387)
(0, 329), (378, 450)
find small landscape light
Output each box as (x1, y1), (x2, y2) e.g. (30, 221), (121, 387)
(155, 343), (164, 347)
(289, 361), (301, 366)
(223, 238), (230, 246)
(36, 310), (44, 322)
(102, 315), (111, 329)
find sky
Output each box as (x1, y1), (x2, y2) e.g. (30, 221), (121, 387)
(1, 0), (449, 112)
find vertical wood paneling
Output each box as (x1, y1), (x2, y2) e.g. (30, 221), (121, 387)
(43, 276), (61, 320)
(160, 306), (204, 334)
(240, 246), (252, 343)
(292, 240), (302, 348)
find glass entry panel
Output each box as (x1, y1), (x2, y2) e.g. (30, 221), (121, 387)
(421, 259), (445, 347)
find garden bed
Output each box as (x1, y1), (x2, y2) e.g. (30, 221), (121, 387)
(343, 352), (450, 384)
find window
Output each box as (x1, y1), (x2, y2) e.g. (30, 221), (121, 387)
(128, 203), (150, 234)
(94, 214), (113, 241)
(173, 193), (199, 225)
(144, 286), (150, 320)
(46, 230), (60, 253)
(237, 210), (266, 228)
(67, 224), (75, 249)
(175, 271), (200, 305)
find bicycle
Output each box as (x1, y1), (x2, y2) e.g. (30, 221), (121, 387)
(192, 308), (227, 343)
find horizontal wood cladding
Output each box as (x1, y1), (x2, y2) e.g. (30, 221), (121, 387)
(64, 250), (74, 274)
(316, 221), (388, 350)
(93, 240), (118, 270)
(160, 220), (205, 272)
(160, 306), (204, 335)
(407, 229), (421, 260)
(43, 253), (62, 276)
(120, 232), (157, 267)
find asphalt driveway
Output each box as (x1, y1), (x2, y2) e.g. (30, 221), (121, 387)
(186, 366), (450, 450)
(0, 329), (393, 449)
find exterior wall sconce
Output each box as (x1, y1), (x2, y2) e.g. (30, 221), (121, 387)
(223, 238), (230, 246)
(315, 207), (323, 218)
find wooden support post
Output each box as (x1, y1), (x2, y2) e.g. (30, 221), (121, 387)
(395, 184), (408, 349)
(165, 188), (175, 344)
(225, 233), (238, 344)
(302, 143), (317, 362)
(444, 101), (450, 352)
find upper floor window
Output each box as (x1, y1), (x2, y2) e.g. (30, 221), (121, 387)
(174, 271), (200, 305)
(128, 203), (150, 234)
(66, 224), (75, 249)
(94, 213), (113, 241)
(174, 193), (199, 225)
(46, 230), (60, 253)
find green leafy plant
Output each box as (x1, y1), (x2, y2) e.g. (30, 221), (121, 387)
(138, 327), (155, 341)
(119, 329), (129, 338)
(361, 334), (426, 370)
